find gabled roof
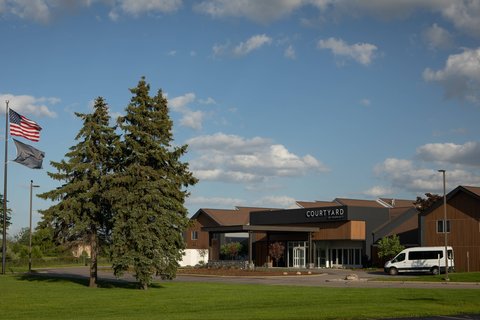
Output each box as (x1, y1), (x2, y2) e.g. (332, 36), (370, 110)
(462, 186), (480, 198)
(420, 185), (480, 216)
(191, 206), (276, 226)
(296, 201), (340, 208)
(378, 198), (415, 208)
(373, 207), (418, 240)
(334, 198), (385, 208)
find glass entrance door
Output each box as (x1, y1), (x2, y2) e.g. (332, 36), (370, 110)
(316, 248), (327, 268)
(293, 247), (306, 268)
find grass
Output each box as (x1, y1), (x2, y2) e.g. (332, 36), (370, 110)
(5, 257), (110, 273)
(0, 273), (479, 320)
(374, 272), (480, 282)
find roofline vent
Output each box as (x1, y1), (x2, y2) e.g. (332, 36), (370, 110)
(376, 198), (393, 208)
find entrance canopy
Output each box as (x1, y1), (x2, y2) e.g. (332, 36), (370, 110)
(202, 225), (320, 233)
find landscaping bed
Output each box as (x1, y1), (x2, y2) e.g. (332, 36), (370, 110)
(177, 267), (321, 277)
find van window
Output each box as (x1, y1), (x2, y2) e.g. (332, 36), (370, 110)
(409, 250), (442, 260)
(392, 253), (405, 263)
(447, 250), (453, 259)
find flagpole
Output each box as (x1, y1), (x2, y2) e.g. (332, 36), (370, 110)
(2, 100), (9, 274)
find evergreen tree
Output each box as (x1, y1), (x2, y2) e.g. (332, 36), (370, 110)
(0, 194), (11, 231)
(38, 97), (118, 287)
(108, 78), (197, 289)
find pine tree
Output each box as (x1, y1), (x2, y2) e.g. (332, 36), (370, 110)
(108, 78), (197, 289)
(0, 194), (11, 231)
(38, 97), (118, 287)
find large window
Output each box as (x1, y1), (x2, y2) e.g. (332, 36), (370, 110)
(328, 248), (362, 266)
(409, 250), (442, 260)
(436, 220), (451, 233)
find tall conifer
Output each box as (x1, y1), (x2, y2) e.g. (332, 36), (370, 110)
(0, 194), (11, 231)
(38, 97), (118, 287)
(109, 78), (197, 289)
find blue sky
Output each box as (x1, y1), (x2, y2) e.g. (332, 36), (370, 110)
(1, 0), (480, 236)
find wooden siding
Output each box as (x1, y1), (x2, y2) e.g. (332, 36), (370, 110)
(184, 216), (211, 250)
(311, 221), (366, 240)
(422, 190), (480, 272)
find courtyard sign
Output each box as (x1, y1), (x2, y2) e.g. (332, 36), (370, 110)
(305, 208), (345, 219)
(250, 206), (348, 225)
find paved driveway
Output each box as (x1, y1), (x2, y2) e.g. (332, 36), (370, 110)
(37, 266), (480, 289)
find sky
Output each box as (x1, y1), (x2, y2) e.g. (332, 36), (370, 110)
(1, 0), (480, 236)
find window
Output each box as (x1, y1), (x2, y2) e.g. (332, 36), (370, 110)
(409, 251), (442, 260)
(437, 220), (451, 233)
(191, 231), (198, 240)
(392, 253), (405, 263)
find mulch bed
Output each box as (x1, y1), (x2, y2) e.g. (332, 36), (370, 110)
(177, 268), (322, 277)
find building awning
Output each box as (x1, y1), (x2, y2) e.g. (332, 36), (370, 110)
(202, 225), (320, 233)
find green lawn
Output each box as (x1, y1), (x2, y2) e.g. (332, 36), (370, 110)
(0, 273), (479, 320)
(374, 272), (480, 282)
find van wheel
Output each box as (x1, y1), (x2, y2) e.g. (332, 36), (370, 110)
(389, 267), (398, 276)
(431, 267), (439, 275)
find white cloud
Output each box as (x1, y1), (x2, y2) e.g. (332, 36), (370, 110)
(4, 0), (480, 41)
(193, 1), (480, 38)
(374, 158), (449, 192)
(212, 34), (272, 57)
(170, 92), (195, 112)
(194, 0), (303, 23)
(212, 41), (230, 57)
(317, 37), (377, 66)
(0, 93), (58, 118)
(416, 141), (480, 167)
(363, 186), (393, 197)
(116, 0), (182, 16)
(360, 98), (371, 106)
(199, 97), (216, 105)
(186, 195), (245, 208)
(284, 45), (296, 60)
(233, 34), (272, 56)
(180, 110), (204, 130)
(254, 195), (298, 209)
(314, 1), (480, 38)
(423, 23), (454, 50)
(374, 152), (480, 194)
(440, 0), (480, 38)
(169, 92), (206, 130)
(0, 0), (96, 23)
(423, 48), (480, 103)
(187, 133), (329, 184)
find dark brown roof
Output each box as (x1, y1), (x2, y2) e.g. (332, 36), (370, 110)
(463, 186), (480, 197)
(389, 207), (413, 219)
(196, 207), (277, 226)
(419, 185), (480, 216)
(379, 198), (415, 208)
(296, 201), (340, 208)
(334, 198), (385, 208)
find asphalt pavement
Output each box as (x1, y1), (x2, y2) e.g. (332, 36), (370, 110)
(35, 266), (480, 289)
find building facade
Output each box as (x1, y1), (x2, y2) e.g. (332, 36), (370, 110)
(182, 197), (418, 268)
(420, 186), (480, 272)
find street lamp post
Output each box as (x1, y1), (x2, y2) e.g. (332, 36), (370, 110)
(438, 170), (449, 281)
(29, 180), (40, 273)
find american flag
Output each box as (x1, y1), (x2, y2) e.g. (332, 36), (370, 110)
(9, 109), (42, 142)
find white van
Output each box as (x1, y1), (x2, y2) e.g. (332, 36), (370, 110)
(384, 246), (454, 275)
